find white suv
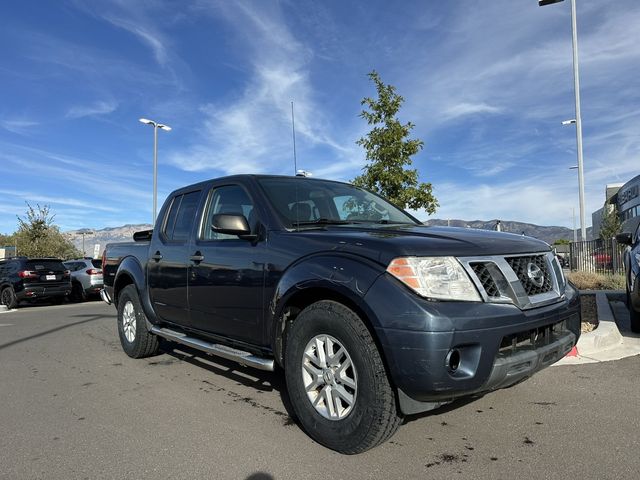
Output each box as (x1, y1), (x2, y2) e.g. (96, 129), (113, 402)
(63, 258), (103, 302)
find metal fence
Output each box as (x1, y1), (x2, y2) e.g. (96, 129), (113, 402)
(567, 238), (626, 275)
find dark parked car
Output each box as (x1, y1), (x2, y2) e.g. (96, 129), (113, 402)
(102, 175), (580, 453)
(63, 258), (103, 302)
(0, 257), (71, 308)
(617, 225), (640, 332)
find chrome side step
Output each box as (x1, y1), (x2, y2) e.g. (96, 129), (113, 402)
(150, 326), (274, 371)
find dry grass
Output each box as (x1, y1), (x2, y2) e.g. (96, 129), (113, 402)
(566, 271), (626, 291)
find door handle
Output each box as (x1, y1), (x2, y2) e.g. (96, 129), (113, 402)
(190, 253), (205, 263)
(151, 251), (163, 262)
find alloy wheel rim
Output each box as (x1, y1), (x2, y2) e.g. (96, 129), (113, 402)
(301, 334), (357, 421)
(122, 301), (136, 343)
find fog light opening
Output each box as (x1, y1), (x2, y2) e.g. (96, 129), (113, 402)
(447, 349), (461, 373)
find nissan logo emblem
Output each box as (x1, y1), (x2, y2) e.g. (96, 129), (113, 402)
(527, 263), (545, 288)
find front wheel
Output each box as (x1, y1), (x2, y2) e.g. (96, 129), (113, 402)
(284, 300), (402, 454)
(117, 285), (159, 358)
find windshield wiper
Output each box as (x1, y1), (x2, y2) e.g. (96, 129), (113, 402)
(291, 218), (353, 226)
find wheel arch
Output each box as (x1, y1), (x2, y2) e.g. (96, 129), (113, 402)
(112, 257), (158, 324)
(269, 255), (390, 376)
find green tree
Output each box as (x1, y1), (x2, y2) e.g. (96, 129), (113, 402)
(14, 203), (82, 259)
(353, 71), (438, 214)
(553, 239), (571, 245)
(599, 202), (621, 241)
(0, 232), (16, 247)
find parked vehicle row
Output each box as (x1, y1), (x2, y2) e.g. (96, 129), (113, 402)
(0, 256), (103, 308)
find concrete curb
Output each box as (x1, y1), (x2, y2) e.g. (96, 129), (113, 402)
(0, 305), (8, 313)
(557, 290), (640, 365)
(574, 292), (623, 356)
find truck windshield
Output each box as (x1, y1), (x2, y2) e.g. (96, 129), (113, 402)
(257, 177), (419, 228)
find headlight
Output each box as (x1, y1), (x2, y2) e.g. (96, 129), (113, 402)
(386, 256), (481, 302)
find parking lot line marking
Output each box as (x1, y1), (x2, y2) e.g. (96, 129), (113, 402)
(0, 324), (14, 327)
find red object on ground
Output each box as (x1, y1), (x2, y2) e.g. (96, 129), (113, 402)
(566, 346), (579, 357)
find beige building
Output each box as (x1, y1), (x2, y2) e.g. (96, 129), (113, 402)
(0, 246), (17, 260)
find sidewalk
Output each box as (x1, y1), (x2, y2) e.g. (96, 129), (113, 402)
(556, 290), (640, 365)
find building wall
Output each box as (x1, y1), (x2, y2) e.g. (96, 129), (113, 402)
(617, 174), (640, 234)
(0, 247), (17, 260)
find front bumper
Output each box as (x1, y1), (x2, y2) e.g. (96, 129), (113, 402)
(363, 275), (581, 415)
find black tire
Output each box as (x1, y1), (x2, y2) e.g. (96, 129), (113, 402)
(628, 288), (640, 333)
(284, 300), (402, 454)
(70, 282), (86, 303)
(1, 286), (18, 309)
(117, 285), (159, 358)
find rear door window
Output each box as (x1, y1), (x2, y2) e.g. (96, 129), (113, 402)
(26, 260), (65, 272)
(162, 191), (201, 242)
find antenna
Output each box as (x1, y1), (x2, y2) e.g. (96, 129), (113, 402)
(291, 101), (297, 175)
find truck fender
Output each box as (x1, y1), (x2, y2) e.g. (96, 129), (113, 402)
(114, 256), (158, 325)
(268, 254), (385, 364)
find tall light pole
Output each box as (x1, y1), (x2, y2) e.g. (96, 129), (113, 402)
(568, 163), (579, 242)
(539, 0), (586, 241)
(139, 118), (171, 225)
(77, 229), (94, 257)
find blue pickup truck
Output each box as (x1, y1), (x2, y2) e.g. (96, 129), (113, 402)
(101, 174), (580, 453)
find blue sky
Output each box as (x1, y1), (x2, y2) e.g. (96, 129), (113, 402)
(1, 0), (639, 234)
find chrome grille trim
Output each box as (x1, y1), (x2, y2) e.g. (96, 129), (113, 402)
(459, 251), (564, 310)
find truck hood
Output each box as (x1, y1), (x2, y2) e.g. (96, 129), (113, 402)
(292, 224), (551, 265)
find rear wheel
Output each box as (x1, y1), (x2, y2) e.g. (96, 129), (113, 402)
(284, 300), (402, 454)
(1, 287), (18, 309)
(117, 285), (159, 358)
(70, 282), (86, 303)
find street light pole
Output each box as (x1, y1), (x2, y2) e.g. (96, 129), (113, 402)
(77, 229), (94, 257)
(540, 0), (586, 241)
(139, 118), (172, 226)
(570, 0), (587, 242)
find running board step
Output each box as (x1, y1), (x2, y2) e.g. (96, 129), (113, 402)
(150, 326), (274, 371)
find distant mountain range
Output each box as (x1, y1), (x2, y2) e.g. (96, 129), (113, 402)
(65, 224), (152, 257)
(65, 219), (590, 258)
(423, 219), (592, 244)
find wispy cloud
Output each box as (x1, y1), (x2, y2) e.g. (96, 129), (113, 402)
(100, 13), (168, 67)
(441, 102), (503, 121)
(66, 100), (118, 119)
(0, 118), (39, 135)
(0, 189), (120, 213)
(167, 1), (349, 176)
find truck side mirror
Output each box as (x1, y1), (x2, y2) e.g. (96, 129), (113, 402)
(616, 232), (633, 245)
(211, 213), (255, 239)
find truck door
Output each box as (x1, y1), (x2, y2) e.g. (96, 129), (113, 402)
(188, 184), (265, 345)
(148, 189), (202, 327)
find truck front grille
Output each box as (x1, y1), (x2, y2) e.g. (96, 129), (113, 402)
(460, 251), (563, 310)
(470, 263), (500, 298)
(506, 255), (553, 296)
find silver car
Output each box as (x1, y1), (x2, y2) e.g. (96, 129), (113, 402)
(63, 258), (103, 302)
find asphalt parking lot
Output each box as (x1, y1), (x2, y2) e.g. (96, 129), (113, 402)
(2, 301), (640, 479)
